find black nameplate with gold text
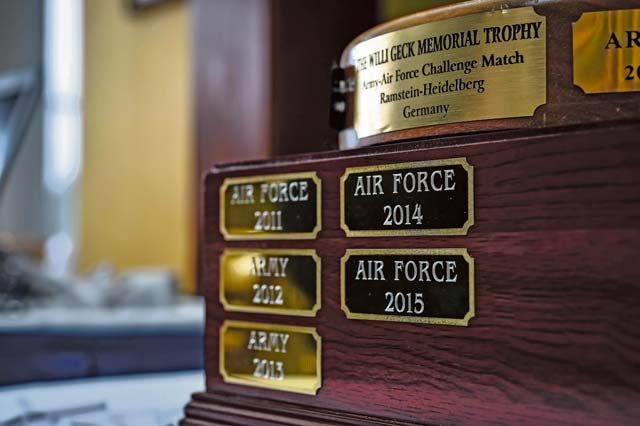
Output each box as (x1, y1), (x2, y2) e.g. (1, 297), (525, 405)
(341, 249), (474, 326)
(340, 158), (473, 237)
(220, 172), (321, 240)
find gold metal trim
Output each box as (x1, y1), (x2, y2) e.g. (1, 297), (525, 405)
(219, 249), (321, 317)
(340, 248), (475, 326)
(219, 320), (322, 395)
(219, 171), (322, 240)
(340, 158), (474, 237)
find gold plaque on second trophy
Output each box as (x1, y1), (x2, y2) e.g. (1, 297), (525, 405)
(573, 9), (640, 94)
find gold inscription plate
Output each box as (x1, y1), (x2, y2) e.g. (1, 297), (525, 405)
(220, 249), (321, 316)
(573, 9), (640, 94)
(348, 7), (546, 139)
(220, 172), (321, 240)
(220, 320), (321, 395)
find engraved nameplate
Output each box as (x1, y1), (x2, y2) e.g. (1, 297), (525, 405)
(573, 9), (640, 94)
(220, 321), (322, 395)
(347, 6), (546, 139)
(220, 172), (321, 240)
(341, 249), (474, 326)
(341, 158), (473, 237)
(220, 249), (321, 316)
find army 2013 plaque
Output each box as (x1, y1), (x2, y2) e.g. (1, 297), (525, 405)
(220, 172), (321, 240)
(341, 158), (473, 236)
(220, 320), (322, 395)
(220, 249), (321, 316)
(341, 249), (474, 326)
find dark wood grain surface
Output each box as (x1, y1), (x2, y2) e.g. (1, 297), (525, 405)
(190, 122), (640, 425)
(192, 0), (378, 294)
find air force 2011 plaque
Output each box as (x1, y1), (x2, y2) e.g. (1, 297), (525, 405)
(341, 158), (473, 236)
(220, 172), (321, 240)
(341, 249), (474, 326)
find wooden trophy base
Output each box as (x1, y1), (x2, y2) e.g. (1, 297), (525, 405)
(183, 120), (640, 426)
(182, 391), (419, 425)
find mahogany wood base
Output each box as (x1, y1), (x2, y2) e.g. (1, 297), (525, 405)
(181, 391), (421, 426)
(187, 121), (640, 425)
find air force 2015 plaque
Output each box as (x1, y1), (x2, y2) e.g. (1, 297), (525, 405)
(341, 249), (474, 326)
(347, 6), (546, 139)
(573, 9), (640, 94)
(219, 321), (321, 395)
(220, 249), (320, 316)
(341, 158), (473, 236)
(220, 172), (321, 240)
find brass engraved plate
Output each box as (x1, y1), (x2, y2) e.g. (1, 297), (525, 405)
(340, 158), (473, 237)
(341, 249), (474, 326)
(348, 7), (546, 139)
(220, 320), (322, 395)
(573, 9), (640, 94)
(220, 172), (321, 240)
(220, 249), (321, 317)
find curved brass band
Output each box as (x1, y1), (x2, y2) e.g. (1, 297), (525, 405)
(339, 0), (640, 148)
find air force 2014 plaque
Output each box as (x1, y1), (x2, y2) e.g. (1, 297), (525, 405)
(220, 249), (321, 316)
(341, 158), (473, 237)
(220, 172), (321, 240)
(219, 321), (322, 395)
(341, 249), (474, 326)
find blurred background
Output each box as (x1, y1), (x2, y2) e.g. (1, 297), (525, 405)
(0, 0), (460, 424)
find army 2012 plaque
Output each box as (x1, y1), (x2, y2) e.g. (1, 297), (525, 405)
(220, 172), (321, 240)
(341, 158), (473, 236)
(220, 249), (321, 316)
(220, 320), (322, 395)
(341, 248), (474, 326)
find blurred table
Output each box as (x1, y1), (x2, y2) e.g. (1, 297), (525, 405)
(0, 298), (204, 385)
(0, 370), (203, 425)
